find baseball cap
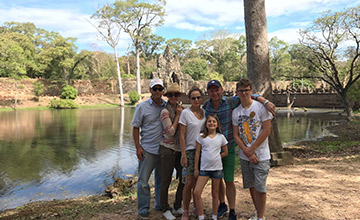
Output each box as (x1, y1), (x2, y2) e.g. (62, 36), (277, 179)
(149, 78), (164, 88)
(207, 80), (222, 89)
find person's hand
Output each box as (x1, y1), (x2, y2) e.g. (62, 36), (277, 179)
(176, 104), (183, 116)
(181, 156), (187, 167)
(265, 101), (276, 115)
(243, 146), (255, 158)
(136, 147), (145, 160)
(194, 170), (199, 178)
(248, 154), (258, 164)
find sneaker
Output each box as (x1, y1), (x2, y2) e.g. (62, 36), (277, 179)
(163, 210), (176, 220)
(258, 217), (266, 220)
(248, 211), (257, 220)
(228, 211), (237, 220)
(172, 208), (184, 216)
(217, 203), (228, 217)
(181, 209), (189, 220)
(138, 212), (149, 219)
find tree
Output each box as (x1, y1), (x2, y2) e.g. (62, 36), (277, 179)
(0, 32), (35, 109)
(111, 0), (166, 97)
(165, 38), (192, 62)
(299, 6), (360, 120)
(195, 30), (247, 81)
(269, 37), (291, 90)
(91, 4), (125, 106)
(244, 0), (292, 165)
(140, 34), (165, 60)
(181, 58), (208, 80)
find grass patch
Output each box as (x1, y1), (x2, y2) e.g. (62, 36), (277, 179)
(313, 141), (359, 153)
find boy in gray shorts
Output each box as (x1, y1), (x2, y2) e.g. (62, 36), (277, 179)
(232, 79), (273, 220)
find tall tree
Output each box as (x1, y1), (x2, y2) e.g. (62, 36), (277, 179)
(269, 37), (291, 90)
(299, 6), (360, 120)
(91, 4), (125, 106)
(111, 0), (166, 97)
(244, 0), (287, 159)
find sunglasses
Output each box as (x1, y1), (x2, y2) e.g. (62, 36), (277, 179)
(152, 87), (164, 92)
(167, 93), (181, 98)
(191, 96), (201, 100)
(237, 89), (251, 93)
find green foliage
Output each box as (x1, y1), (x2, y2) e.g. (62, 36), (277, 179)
(60, 85), (78, 100)
(18, 85), (24, 89)
(50, 99), (78, 109)
(182, 58), (208, 80)
(33, 81), (44, 99)
(204, 72), (224, 84)
(128, 91), (140, 104)
(314, 141), (358, 153)
(121, 74), (136, 79)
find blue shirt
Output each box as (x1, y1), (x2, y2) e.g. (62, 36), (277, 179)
(131, 97), (166, 155)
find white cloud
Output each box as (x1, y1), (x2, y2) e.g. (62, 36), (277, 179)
(0, 6), (131, 53)
(268, 28), (302, 44)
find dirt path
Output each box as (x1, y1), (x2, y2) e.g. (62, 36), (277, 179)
(88, 156), (359, 220)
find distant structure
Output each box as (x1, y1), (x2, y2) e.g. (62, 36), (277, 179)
(150, 45), (195, 93)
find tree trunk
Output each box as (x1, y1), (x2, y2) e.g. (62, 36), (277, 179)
(114, 47), (124, 107)
(340, 92), (355, 121)
(244, 0), (284, 153)
(135, 43), (142, 101)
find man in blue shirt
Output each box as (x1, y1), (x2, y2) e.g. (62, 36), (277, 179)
(131, 78), (167, 219)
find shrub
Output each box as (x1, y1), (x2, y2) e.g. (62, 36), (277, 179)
(33, 81), (44, 101)
(61, 85), (78, 100)
(50, 99), (78, 109)
(128, 91), (140, 104)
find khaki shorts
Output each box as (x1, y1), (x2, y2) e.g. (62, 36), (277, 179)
(185, 149), (196, 175)
(240, 159), (270, 193)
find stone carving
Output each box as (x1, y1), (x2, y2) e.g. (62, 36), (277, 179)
(150, 45), (195, 94)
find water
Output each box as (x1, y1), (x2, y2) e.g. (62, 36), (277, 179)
(0, 107), (345, 211)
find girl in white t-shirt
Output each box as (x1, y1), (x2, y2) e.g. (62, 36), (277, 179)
(193, 115), (228, 220)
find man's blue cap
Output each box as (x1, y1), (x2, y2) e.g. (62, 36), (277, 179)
(207, 80), (222, 90)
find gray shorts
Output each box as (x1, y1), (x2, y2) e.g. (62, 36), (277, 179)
(240, 159), (270, 193)
(185, 149), (196, 175)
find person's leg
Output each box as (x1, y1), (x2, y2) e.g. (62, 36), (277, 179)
(160, 146), (176, 211)
(240, 159), (256, 213)
(137, 150), (158, 215)
(253, 160), (270, 219)
(253, 191), (266, 218)
(193, 175), (209, 217)
(174, 151), (185, 210)
(218, 179), (226, 204)
(182, 150), (196, 219)
(154, 152), (162, 211)
(211, 172), (221, 216)
(223, 145), (236, 210)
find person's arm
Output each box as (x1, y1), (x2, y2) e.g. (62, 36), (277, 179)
(252, 95), (276, 115)
(233, 125), (258, 164)
(133, 127), (144, 160)
(220, 144), (228, 158)
(179, 124), (188, 167)
(161, 108), (181, 137)
(242, 119), (271, 158)
(194, 141), (202, 178)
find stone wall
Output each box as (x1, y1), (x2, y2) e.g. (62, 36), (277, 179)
(0, 78), (344, 108)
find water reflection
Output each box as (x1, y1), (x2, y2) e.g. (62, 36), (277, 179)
(0, 108), (137, 211)
(0, 108), (345, 211)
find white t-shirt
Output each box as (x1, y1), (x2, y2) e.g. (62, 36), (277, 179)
(179, 108), (206, 150)
(196, 133), (228, 171)
(232, 101), (273, 161)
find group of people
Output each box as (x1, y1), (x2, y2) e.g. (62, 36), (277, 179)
(131, 78), (275, 220)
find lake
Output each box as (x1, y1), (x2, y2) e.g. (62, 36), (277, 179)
(0, 107), (345, 211)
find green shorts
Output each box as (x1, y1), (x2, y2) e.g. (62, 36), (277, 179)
(222, 145), (235, 182)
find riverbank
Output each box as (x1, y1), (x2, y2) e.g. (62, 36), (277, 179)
(0, 118), (359, 220)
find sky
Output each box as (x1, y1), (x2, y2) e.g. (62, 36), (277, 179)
(1, 0), (359, 55)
